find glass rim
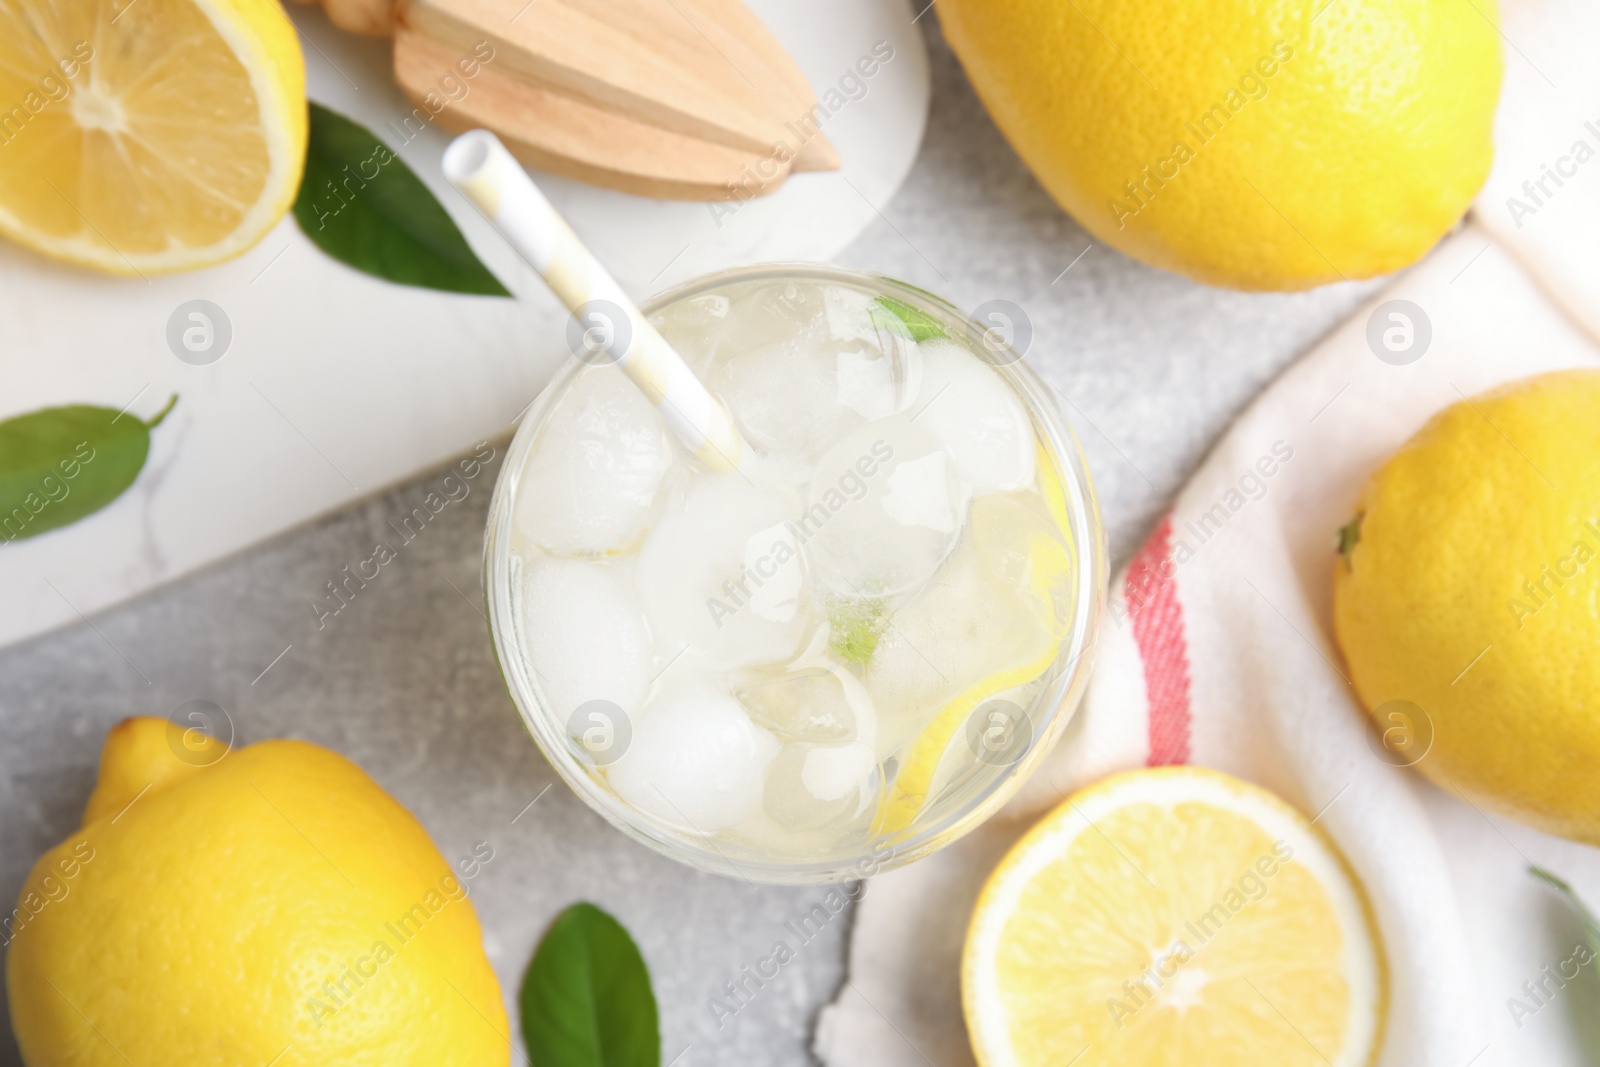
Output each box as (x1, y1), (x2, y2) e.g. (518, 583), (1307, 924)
(483, 262), (1108, 884)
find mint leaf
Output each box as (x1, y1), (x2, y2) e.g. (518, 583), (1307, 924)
(829, 596), (887, 665)
(522, 902), (659, 1067)
(0, 396), (176, 542)
(872, 294), (947, 342)
(294, 103), (509, 296)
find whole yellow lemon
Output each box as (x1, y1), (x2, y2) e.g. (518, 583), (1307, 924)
(6, 718), (508, 1066)
(1334, 370), (1600, 843)
(938, 0), (1503, 290)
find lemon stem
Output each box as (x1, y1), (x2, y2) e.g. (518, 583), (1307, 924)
(1338, 514), (1363, 557)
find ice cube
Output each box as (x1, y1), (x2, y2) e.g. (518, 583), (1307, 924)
(705, 281), (919, 466)
(801, 417), (966, 597)
(634, 474), (809, 669)
(823, 285), (889, 351)
(865, 495), (1066, 752)
(515, 366), (674, 556)
(520, 555), (652, 722)
(736, 655), (877, 746)
(803, 742), (878, 802)
(762, 741), (878, 832)
(912, 339), (1035, 493)
(880, 452), (960, 532)
(743, 522), (803, 623)
(649, 293), (732, 374)
(971, 492), (1078, 641)
(740, 668), (856, 743)
(828, 286), (922, 420)
(608, 679), (779, 832)
(717, 278), (827, 356)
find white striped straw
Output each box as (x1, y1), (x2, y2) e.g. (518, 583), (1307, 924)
(441, 129), (745, 473)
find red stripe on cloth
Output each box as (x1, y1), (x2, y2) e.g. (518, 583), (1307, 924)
(1125, 515), (1193, 766)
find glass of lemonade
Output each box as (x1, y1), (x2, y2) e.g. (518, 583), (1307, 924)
(484, 264), (1105, 883)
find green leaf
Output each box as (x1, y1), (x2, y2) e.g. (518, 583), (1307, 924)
(872, 294), (948, 343)
(0, 396), (176, 543)
(1532, 866), (1600, 1059)
(829, 596), (887, 665)
(1532, 866), (1600, 954)
(522, 902), (659, 1067)
(872, 294), (948, 342)
(294, 103), (509, 296)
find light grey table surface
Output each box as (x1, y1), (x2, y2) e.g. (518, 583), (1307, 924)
(0, 18), (1381, 1067)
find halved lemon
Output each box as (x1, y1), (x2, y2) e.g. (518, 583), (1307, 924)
(964, 767), (1386, 1067)
(0, 0), (306, 274)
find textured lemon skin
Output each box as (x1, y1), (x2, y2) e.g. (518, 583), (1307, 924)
(7, 718), (508, 1067)
(938, 0), (1502, 290)
(1334, 370), (1600, 843)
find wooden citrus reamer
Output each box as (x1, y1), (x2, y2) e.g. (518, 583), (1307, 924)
(288, 0), (841, 199)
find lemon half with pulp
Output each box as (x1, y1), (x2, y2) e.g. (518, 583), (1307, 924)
(964, 767), (1386, 1067)
(0, 0), (306, 273)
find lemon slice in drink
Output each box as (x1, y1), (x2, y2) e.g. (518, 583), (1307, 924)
(874, 485), (1075, 833)
(964, 767), (1386, 1067)
(0, 0), (306, 274)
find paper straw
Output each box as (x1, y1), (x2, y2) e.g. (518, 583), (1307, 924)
(442, 130), (744, 473)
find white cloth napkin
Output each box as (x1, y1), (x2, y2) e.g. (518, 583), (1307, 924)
(816, 2), (1600, 1064)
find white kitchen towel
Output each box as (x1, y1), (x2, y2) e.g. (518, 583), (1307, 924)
(816, 2), (1600, 1065)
